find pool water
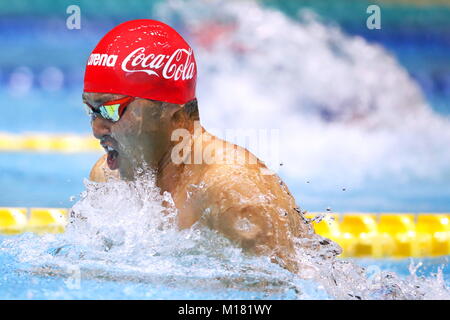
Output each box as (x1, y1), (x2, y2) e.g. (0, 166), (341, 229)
(1, 175), (449, 300)
(2, 0), (450, 212)
(1, 0), (450, 300)
(0, 244), (448, 300)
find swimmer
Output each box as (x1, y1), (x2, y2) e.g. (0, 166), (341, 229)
(83, 20), (326, 273)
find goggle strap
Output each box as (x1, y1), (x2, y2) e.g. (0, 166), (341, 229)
(103, 96), (134, 106)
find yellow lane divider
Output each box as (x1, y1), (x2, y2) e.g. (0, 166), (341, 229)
(305, 213), (450, 258)
(0, 208), (68, 235)
(0, 208), (449, 258)
(27, 208), (68, 234)
(0, 208), (28, 235)
(0, 133), (102, 152)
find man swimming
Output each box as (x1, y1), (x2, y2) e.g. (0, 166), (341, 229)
(83, 20), (322, 273)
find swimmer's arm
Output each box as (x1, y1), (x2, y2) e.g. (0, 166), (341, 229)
(89, 154), (120, 182)
(198, 167), (305, 273)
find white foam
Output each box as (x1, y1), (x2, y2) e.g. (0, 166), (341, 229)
(1, 172), (448, 299)
(156, 0), (450, 186)
(2, 0), (449, 300)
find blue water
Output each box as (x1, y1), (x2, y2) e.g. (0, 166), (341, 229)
(0, 0), (449, 299)
(0, 244), (306, 299)
(0, 152), (99, 207)
(0, 235), (448, 299)
(1, 152), (450, 213)
(1, 0), (450, 211)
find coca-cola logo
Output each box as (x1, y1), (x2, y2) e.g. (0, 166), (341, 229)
(121, 47), (195, 80)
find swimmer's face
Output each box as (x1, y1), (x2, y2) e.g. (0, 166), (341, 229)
(82, 92), (182, 179)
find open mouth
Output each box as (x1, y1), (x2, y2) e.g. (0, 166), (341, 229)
(101, 138), (120, 170)
(105, 146), (119, 170)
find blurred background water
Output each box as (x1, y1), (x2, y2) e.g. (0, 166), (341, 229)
(1, 0), (450, 301)
(0, 0), (449, 212)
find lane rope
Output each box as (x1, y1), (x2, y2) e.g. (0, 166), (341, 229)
(0, 133), (102, 152)
(0, 208), (449, 258)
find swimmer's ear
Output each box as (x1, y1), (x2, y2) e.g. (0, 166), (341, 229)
(170, 103), (188, 124)
(172, 99), (199, 122)
(168, 99), (199, 125)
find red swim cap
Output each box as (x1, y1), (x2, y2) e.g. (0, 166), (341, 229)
(84, 19), (197, 105)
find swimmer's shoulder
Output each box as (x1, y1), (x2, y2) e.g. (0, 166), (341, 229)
(198, 162), (271, 201)
(89, 154), (120, 182)
(198, 144), (299, 211)
(201, 139), (279, 188)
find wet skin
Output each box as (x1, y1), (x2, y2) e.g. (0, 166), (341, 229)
(83, 92), (316, 273)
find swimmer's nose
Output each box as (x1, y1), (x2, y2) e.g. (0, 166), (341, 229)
(92, 116), (112, 140)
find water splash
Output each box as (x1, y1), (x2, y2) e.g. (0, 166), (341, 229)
(2, 172), (449, 300)
(156, 0), (450, 188)
(1, 0), (449, 300)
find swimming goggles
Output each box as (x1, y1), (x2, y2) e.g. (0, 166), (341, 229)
(84, 96), (135, 122)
